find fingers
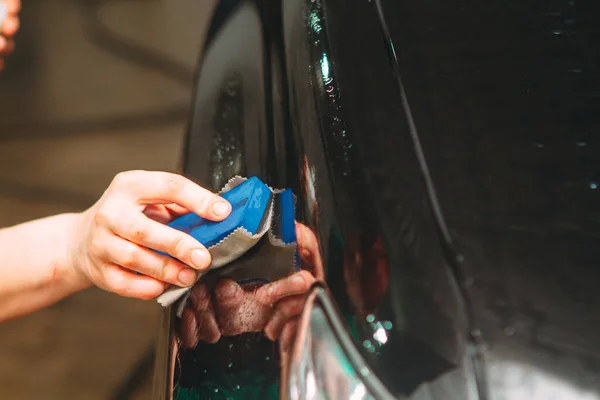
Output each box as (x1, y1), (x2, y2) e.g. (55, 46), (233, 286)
(107, 237), (198, 287)
(4, 0), (20, 14)
(76, 170), (235, 301)
(181, 271), (317, 341)
(180, 308), (200, 348)
(210, 272), (315, 338)
(279, 318), (299, 355)
(101, 204), (212, 270)
(296, 223), (324, 279)
(180, 283), (220, 347)
(143, 204), (190, 224)
(264, 295), (306, 340)
(296, 223), (319, 257)
(257, 270), (317, 341)
(213, 279), (244, 311)
(97, 264), (167, 300)
(190, 284), (221, 343)
(255, 270), (316, 305)
(109, 171), (231, 221)
(212, 279), (250, 335)
(0, 37), (13, 54)
(93, 171), (228, 271)
(1, 15), (18, 36)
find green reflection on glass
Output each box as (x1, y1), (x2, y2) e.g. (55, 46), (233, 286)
(320, 53), (333, 85)
(309, 9), (322, 33)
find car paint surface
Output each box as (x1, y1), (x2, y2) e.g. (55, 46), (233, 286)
(153, 1), (600, 399)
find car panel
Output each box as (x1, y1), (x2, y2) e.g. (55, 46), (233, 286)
(376, 0), (600, 397)
(153, 0), (600, 398)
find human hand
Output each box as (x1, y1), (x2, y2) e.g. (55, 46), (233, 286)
(0, 0), (20, 70)
(70, 170), (232, 300)
(179, 223), (323, 353)
(179, 270), (317, 346)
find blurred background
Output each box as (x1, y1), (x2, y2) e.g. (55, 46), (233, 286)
(0, 0), (216, 398)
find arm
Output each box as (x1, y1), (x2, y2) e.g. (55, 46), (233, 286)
(0, 170), (232, 322)
(0, 213), (90, 322)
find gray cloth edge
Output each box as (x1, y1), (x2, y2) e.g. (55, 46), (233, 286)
(156, 176), (276, 307)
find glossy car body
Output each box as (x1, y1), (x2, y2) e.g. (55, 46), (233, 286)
(152, 0), (600, 399)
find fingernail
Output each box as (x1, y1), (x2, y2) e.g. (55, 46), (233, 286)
(191, 249), (211, 269)
(212, 200), (231, 217)
(178, 269), (197, 286)
(220, 283), (238, 298)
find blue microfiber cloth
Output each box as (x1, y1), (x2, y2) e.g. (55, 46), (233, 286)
(200, 187), (300, 294)
(156, 176), (298, 313)
(166, 176), (272, 248)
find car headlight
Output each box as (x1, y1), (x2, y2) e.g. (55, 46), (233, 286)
(281, 284), (396, 400)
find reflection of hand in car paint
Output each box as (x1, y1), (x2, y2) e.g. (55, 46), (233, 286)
(179, 222), (324, 352)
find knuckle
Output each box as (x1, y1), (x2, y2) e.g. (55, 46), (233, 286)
(155, 257), (175, 282)
(298, 269), (314, 281)
(111, 171), (131, 189)
(165, 174), (185, 192)
(89, 236), (105, 258)
(111, 170), (141, 192)
(256, 283), (275, 304)
(296, 270), (316, 287)
(121, 243), (140, 268)
(132, 225), (148, 242)
(171, 235), (190, 259)
(196, 194), (215, 215)
(190, 285), (209, 309)
(93, 205), (113, 227)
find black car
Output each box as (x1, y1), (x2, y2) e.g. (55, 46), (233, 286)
(152, 0), (600, 399)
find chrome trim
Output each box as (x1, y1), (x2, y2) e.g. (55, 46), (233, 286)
(282, 284), (396, 400)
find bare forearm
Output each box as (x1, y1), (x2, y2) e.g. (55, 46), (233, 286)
(0, 213), (92, 322)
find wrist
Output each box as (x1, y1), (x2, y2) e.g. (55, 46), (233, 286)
(53, 212), (94, 293)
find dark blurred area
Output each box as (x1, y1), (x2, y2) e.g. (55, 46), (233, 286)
(0, 0), (215, 398)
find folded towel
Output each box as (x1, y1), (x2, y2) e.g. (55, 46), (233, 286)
(155, 176), (298, 315)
